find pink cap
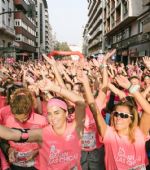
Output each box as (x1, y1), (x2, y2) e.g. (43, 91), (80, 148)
(47, 98), (67, 111)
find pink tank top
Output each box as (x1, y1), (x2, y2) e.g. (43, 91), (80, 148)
(82, 106), (103, 151)
(0, 106), (48, 168)
(40, 122), (82, 170)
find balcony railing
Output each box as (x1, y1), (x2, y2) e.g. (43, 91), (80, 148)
(89, 15), (102, 34)
(0, 24), (15, 37)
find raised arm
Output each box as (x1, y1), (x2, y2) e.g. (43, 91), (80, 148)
(42, 54), (66, 89)
(80, 72), (107, 138)
(116, 75), (150, 114)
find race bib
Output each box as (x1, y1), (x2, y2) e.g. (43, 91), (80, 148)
(129, 164), (146, 170)
(82, 132), (96, 149)
(13, 151), (35, 167)
(70, 166), (78, 170)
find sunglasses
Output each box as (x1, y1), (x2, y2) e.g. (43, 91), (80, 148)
(113, 111), (133, 119)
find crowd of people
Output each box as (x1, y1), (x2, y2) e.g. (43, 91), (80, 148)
(0, 50), (149, 170)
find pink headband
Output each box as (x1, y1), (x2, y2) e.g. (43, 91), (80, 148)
(47, 98), (67, 111)
(17, 93), (26, 96)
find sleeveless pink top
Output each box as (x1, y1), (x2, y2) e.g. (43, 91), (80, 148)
(82, 106), (103, 151)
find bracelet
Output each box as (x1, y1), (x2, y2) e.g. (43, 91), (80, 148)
(128, 85), (140, 94)
(99, 64), (107, 69)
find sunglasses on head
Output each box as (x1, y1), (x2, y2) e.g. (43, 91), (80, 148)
(113, 111), (133, 119)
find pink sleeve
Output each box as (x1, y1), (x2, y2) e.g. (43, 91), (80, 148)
(0, 149), (10, 170)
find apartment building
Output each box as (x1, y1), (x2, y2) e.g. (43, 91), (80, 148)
(0, 0), (16, 58)
(14, 0), (37, 61)
(35, 0), (47, 58)
(45, 8), (54, 54)
(84, 0), (103, 56)
(104, 0), (150, 64)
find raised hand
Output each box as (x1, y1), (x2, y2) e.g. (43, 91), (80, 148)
(103, 49), (116, 62)
(115, 75), (131, 89)
(42, 54), (56, 66)
(143, 56), (150, 69)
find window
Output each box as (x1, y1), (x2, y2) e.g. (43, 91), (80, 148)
(15, 19), (21, 26)
(139, 21), (143, 33)
(2, 40), (5, 47)
(16, 34), (22, 41)
(123, 0), (128, 16)
(2, 8), (5, 24)
(8, 18), (10, 26)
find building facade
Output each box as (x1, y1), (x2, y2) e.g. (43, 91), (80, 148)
(45, 8), (54, 54)
(104, 0), (150, 64)
(83, 0), (103, 57)
(0, 0), (16, 58)
(35, 0), (47, 58)
(14, 0), (37, 61)
(84, 0), (150, 63)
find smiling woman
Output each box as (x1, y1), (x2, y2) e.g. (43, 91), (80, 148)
(0, 83), (86, 170)
(81, 51), (150, 170)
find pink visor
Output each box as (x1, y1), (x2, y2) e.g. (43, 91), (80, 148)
(47, 98), (67, 111)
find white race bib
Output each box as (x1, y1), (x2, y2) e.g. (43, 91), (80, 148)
(82, 132), (96, 149)
(129, 164), (146, 170)
(13, 151), (35, 167)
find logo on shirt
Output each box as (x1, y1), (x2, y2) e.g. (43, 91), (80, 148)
(48, 145), (78, 165)
(115, 147), (143, 167)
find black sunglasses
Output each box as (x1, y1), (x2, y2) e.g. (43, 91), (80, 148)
(113, 111), (133, 119)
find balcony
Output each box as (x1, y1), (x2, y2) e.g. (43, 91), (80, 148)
(90, 26), (102, 41)
(143, 0), (150, 5)
(89, 38), (100, 49)
(0, 24), (15, 37)
(89, 15), (102, 35)
(88, 2), (102, 30)
(105, 16), (137, 36)
(14, 0), (28, 12)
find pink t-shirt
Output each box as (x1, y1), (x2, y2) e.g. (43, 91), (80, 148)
(40, 122), (82, 170)
(82, 106), (103, 151)
(103, 126), (148, 170)
(0, 105), (48, 168)
(0, 96), (6, 109)
(41, 101), (48, 117)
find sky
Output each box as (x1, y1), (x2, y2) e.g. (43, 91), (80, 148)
(47, 0), (88, 45)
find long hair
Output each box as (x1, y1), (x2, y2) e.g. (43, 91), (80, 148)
(111, 100), (139, 143)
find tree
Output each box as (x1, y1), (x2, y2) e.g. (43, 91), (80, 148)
(54, 41), (71, 51)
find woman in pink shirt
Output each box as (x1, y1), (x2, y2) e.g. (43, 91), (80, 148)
(0, 81), (85, 170)
(82, 54), (150, 170)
